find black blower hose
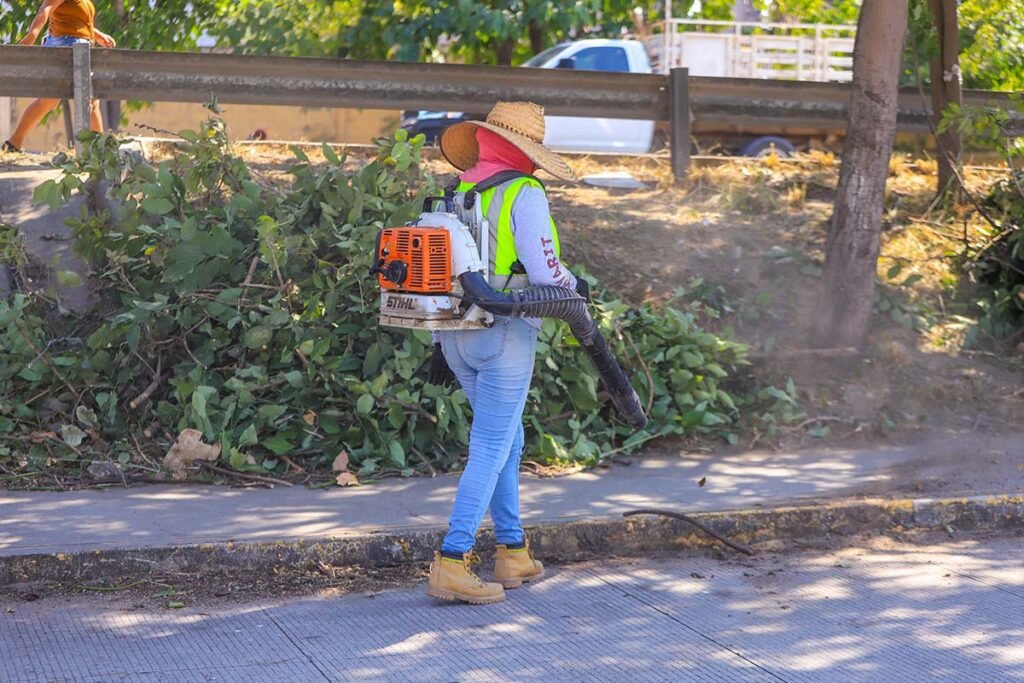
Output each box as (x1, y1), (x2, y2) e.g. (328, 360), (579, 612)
(459, 272), (648, 429)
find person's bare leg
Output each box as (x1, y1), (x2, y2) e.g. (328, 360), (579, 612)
(8, 98), (60, 149)
(90, 100), (103, 133)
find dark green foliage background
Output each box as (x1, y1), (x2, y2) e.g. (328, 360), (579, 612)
(938, 103), (1024, 344)
(970, 173), (1024, 339)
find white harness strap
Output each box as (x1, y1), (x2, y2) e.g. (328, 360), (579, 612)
(452, 175), (534, 292)
(482, 180), (530, 290)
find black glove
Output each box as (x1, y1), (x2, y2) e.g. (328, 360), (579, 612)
(575, 277), (591, 302)
(426, 343), (456, 387)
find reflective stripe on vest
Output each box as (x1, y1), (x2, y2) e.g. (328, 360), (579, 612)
(457, 177), (562, 286)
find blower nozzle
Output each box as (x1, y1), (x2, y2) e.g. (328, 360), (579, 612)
(459, 272), (647, 429)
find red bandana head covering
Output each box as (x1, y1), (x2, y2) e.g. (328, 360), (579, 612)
(460, 127), (537, 182)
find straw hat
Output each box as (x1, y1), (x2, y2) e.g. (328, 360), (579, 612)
(439, 101), (575, 181)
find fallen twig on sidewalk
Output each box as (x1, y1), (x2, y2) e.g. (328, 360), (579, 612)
(198, 461), (293, 487)
(623, 508), (755, 556)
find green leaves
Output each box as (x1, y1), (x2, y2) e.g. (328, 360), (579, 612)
(141, 197), (175, 215)
(163, 244), (207, 282)
(32, 179), (67, 209)
(356, 394), (375, 414)
(388, 440), (405, 467)
(243, 325), (274, 349)
(189, 385), (218, 437)
(524, 269), (760, 465)
(55, 271), (83, 287)
(238, 424), (258, 447)
(60, 424), (88, 449)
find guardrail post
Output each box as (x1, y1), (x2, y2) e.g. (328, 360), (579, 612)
(0, 97), (11, 144)
(61, 102), (75, 148)
(669, 67), (690, 183)
(72, 43), (92, 153)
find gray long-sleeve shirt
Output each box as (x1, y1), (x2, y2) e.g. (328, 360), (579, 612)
(509, 185), (577, 292)
(508, 185), (577, 329)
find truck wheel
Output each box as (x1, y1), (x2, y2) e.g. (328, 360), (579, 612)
(740, 136), (797, 158)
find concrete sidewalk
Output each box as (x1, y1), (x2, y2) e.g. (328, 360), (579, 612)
(2, 430), (1022, 561)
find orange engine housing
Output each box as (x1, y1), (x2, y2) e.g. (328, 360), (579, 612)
(376, 227), (451, 293)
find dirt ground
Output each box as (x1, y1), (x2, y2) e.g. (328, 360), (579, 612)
(546, 153), (1022, 450)
(0, 560), (428, 612)
(1, 528), (1016, 611)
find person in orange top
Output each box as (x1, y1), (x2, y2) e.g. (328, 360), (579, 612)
(2, 0), (117, 153)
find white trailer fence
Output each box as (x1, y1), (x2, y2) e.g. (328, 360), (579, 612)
(649, 19), (857, 82)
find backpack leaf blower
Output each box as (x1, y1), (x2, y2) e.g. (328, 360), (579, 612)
(370, 189), (648, 430)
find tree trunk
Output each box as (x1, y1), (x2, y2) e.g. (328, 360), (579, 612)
(495, 37), (515, 66)
(928, 0), (962, 200)
(811, 0), (909, 349)
(528, 20), (545, 55)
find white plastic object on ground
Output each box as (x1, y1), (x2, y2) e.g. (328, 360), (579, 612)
(581, 172), (649, 190)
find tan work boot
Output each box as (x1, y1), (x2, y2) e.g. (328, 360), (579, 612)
(494, 541), (545, 589)
(426, 551), (506, 605)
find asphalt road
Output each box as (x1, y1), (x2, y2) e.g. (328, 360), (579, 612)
(2, 533), (1022, 682)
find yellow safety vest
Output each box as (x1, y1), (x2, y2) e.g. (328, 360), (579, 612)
(457, 176), (562, 289)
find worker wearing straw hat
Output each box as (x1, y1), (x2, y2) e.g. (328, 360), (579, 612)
(425, 101), (586, 605)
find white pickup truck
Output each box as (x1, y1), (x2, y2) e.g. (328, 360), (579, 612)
(402, 21), (856, 156)
(522, 39), (656, 155)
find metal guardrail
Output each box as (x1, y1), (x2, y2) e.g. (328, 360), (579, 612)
(2, 45), (74, 99)
(90, 49), (672, 120)
(690, 77), (1019, 134)
(0, 46), (668, 119)
(1, 45), (1020, 178)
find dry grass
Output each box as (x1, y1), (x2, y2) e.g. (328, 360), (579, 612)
(553, 149), (1022, 437)
(550, 148), (1016, 404)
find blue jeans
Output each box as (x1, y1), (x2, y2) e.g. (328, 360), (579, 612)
(438, 318), (538, 554)
(43, 35), (91, 47)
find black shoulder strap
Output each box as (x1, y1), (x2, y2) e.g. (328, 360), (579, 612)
(462, 170), (545, 210)
(474, 170), (545, 193)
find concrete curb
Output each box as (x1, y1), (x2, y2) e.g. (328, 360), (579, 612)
(3, 494), (1022, 586)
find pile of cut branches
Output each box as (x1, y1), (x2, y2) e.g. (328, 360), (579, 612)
(0, 117), (791, 486)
